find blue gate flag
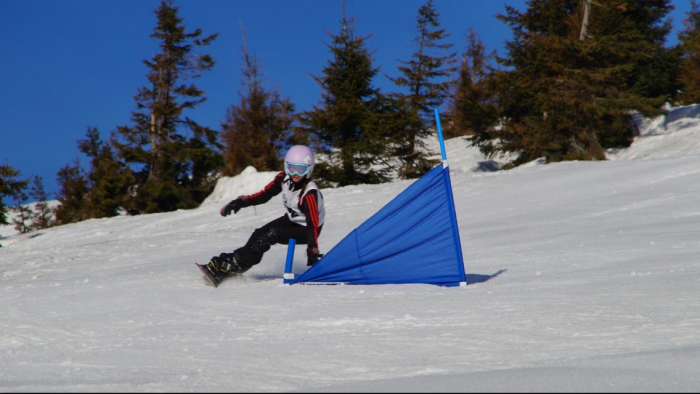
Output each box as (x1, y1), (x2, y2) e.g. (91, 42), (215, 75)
(289, 163), (467, 287)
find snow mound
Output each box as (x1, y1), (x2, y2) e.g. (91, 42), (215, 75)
(609, 104), (700, 161)
(201, 166), (279, 206)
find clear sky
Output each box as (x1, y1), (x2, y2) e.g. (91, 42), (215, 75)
(0, 0), (693, 202)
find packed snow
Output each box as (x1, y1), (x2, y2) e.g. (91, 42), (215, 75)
(2, 106), (700, 392)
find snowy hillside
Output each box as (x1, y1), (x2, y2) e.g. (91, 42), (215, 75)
(1, 106), (700, 392)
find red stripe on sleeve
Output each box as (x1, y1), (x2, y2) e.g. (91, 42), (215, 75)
(241, 172), (284, 203)
(305, 193), (320, 245)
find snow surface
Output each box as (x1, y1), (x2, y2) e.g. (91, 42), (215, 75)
(2, 106), (700, 392)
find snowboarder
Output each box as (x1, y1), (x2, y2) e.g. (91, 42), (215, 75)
(198, 145), (325, 286)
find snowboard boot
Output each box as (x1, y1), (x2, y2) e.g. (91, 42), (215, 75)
(202, 258), (227, 283)
(209, 253), (247, 277)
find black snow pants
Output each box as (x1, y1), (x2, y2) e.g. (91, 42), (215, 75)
(216, 215), (322, 273)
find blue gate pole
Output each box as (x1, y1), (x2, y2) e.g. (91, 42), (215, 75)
(434, 107), (448, 163)
(283, 238), (296, 284)
(435, 107), (467, 287)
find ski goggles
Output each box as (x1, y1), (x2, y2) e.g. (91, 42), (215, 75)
(285, 162), (310, 177)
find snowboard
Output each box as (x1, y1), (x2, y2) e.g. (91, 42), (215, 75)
(196, 263), (222, 288)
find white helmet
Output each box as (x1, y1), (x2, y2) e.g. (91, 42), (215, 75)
(284, 145), (315, 178)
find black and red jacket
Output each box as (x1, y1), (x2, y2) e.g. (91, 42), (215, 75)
(239, 172), (325, 250)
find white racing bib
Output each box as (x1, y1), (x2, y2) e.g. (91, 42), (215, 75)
(281, 177), (325, 225)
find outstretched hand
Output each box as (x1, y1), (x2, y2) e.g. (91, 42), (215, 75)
(220, 198), (243, 217)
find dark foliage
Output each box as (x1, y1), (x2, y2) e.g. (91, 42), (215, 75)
(0, 163), (29, 228)
(446, 28), (500, 155)
(220, 25), (296, 176)
(388, 0), (457, 178)
(464, 0), (675, 166)
(28, 176), (54, 231)
(54, 159), (90, 225)
(677, 0), (700, 105)
(299, 13), (396, 187)
(111, 0), (221, 214)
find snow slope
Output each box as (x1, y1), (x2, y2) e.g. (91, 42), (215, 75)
(1, 106), (700, 392)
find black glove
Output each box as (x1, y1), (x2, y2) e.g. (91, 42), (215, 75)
(307, 247), (324, 267)
(220, 198), (244, 217)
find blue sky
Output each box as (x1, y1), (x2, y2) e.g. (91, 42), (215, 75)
(0, 0), (693, 202)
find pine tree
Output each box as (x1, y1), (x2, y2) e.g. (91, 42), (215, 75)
(0, 163), (29, 228)
(28, 176), (54, 230)
(4, 174), (52, 234)
(112, 0), (221, 214)
(388, 0), (457, 179)
(579, 0), (675, 148)
(220, 23), (295, 176)
(475, 0), (674, 166)
(54, 159), (90, 225)
(677, 0), (700, 105)
(10, 187), (32, 234)
(53, 127), (134, 224)
(484, 0), (601, 164)
(78, 127), (133, 218)
(617, 0), (681, 101)
(300, 11), (394, 187)
(446, 28), (500, 148)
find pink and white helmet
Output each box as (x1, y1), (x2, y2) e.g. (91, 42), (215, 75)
(284, 145), (315, 178)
